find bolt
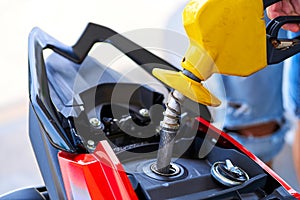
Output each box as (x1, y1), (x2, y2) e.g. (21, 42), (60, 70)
(89, 117), (101, 127)
(87, 140), (95, 150)
(139, 108), (149, 117)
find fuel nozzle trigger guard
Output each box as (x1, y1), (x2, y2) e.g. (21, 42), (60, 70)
(266, 16), (300, 64)
(263, 0), (300, 64)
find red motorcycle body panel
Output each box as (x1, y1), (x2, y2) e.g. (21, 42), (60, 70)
(58, 140), (138, 200)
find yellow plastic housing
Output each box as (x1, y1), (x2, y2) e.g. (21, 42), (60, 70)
(152, 69), (221, 106)
(182, 0), (267, 80)
(153, 0), (267, 106)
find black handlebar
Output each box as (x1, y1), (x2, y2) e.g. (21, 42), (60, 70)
(28, 23), (179, 152)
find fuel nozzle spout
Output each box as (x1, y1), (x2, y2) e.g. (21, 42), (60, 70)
(152, 61), (222, 174)
(154, 90), (185, 174)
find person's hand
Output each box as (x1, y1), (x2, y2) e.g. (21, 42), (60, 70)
(266, 0), (300, 32)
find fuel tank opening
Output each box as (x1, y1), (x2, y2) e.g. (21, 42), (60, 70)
(150, 162), (181, 177)
(143, 161), (186, 181)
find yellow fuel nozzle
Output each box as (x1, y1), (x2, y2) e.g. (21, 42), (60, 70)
(153, 0), (268, 106)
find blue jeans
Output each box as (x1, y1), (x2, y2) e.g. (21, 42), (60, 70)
(222, 64), (289, 163)
(285, 31), (300, 118)
(221, 24), (289, 163)
(225, 121), (289, 163)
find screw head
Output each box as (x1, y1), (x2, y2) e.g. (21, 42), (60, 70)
(87, 140), (95, 146)
(89, 117), (101, 127)
(139, 108), (149, 117)
(87, 140), (95, 150)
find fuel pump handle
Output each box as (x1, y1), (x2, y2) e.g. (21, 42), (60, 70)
(266, 16), (300, 64)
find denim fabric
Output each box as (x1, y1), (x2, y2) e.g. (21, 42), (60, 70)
(284, 31), (300, 118)
(222, 64), (285, 128)
(220, 22), (289, 162)
(227, 119), (289, 163)
(222, 63), (288, 162)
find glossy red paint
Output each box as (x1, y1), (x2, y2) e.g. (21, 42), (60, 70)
(58, 140), (138, 200)
(196, 117), (300, 199)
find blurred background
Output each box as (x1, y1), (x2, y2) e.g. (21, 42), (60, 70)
(0, 0), (299, 195)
